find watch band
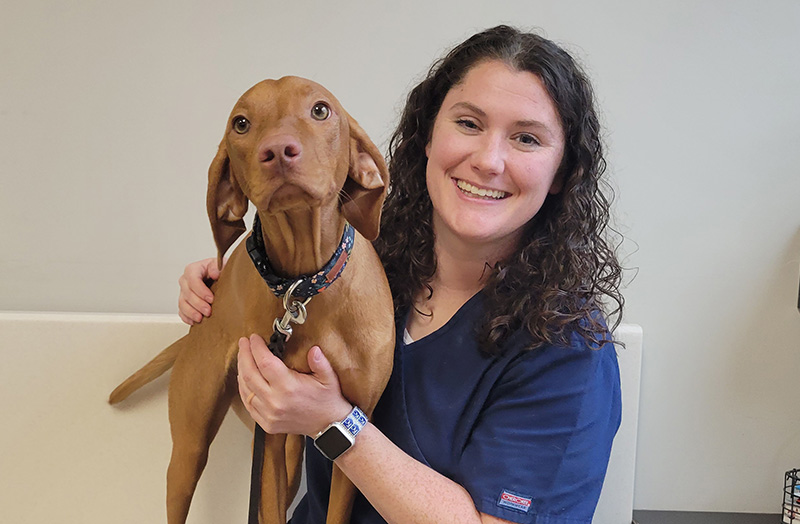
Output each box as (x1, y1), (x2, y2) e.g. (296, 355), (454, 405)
(340, 406), (367, 437)
(313, 406), (368, 461)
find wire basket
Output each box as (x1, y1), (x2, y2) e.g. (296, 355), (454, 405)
(784, 469), (800, 523)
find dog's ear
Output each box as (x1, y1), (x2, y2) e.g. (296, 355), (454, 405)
(341, 116), (389, 241)
(207, 141), (248, 269)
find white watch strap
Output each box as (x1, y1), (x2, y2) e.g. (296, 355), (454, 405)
(341, 406), (367, 437)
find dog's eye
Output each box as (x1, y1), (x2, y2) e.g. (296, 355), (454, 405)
(232, 116), (250, 134)
(311, 103), (330, 121)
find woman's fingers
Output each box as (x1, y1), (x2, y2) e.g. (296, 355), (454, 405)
(177, 258), (218, 325)
(248, 334), (290, 383)
(237, 335), (289, 393)
(178, 292), (208, 324)
(187, 259), (218, 302)
(237, 336), (266, 424)
(237, 336), (262, 394)
(237, 335), (294, 432)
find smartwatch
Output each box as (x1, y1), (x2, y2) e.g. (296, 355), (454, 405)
(313, 406), (367, 461)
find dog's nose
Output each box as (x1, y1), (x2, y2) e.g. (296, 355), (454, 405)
(258, 135), (302, 165)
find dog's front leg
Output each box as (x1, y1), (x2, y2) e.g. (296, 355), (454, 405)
(258, 431), (290, 524)
(285, 433), (305, 508)
(326, 465), (357, 524)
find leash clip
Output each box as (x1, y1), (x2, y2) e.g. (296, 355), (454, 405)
(272, 279), (312, 341)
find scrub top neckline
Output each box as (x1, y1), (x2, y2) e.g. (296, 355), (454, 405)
(401, 290), (483, 350)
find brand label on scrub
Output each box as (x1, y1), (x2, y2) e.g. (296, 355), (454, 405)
(497, 490), (532, 513)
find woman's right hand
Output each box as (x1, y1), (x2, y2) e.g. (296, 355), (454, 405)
(178, 257), (224, 325)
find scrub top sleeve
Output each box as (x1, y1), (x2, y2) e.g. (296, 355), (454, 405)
(456, 338), (621, 524)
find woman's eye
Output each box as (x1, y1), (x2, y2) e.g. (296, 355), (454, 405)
(232, 116), (250, 134)
(516, 133), (540, 146)
(455, 118), (479, 130)
(311, 102), (330, 121)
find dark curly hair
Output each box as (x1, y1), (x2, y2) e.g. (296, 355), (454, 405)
(373, 25), (624, 354)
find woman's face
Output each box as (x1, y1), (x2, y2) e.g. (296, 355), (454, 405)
(425, 59), (565, 256)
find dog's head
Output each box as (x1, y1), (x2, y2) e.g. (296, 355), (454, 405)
(206, 77), (389, 268)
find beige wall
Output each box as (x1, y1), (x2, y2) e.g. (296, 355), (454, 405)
(2, 0), (799, 513)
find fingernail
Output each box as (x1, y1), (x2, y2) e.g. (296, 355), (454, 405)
(313, 346), (322, 361)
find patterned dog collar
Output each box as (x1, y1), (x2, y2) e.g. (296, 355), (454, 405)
(246, 214), (355, 300)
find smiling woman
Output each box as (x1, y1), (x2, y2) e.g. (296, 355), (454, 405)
(180, 25), (624, 524)
(424, 60), (566, 262)
(380, 26), (622, 353)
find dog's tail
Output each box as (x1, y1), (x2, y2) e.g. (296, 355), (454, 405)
(108, 338), (184, 404)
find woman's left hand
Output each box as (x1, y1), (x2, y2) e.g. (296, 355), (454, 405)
(237, 334), (353, 437)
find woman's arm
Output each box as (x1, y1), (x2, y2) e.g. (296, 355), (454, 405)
(236, 334), (513, 524)
(337, 418), (513, 524)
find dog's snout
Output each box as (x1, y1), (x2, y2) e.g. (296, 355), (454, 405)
(259, 135), (302, 165)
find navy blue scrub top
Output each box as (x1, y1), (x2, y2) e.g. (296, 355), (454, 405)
(290, 292), (621, 524)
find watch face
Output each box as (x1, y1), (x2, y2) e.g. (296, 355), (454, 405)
(314, 425), (353, 460)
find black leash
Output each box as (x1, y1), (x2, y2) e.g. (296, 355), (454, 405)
(248, 425), (266, 524)
(246, 287), (305, 524)
(248, 331), (287, 524)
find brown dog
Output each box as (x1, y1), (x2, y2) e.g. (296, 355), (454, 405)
(109, 76), (395, 524)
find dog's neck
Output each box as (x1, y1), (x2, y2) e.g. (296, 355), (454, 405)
(257, 207), (346, 278)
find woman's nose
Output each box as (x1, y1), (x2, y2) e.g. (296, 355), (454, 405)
(470, 134), (505, 176)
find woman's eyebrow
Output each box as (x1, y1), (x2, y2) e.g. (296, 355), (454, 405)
(448, 101), (556, 135)
(449, 101), (487, 117)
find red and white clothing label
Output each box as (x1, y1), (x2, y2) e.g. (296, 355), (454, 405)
(498, 490), (532, 513)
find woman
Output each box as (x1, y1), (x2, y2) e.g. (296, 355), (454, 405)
(179, 25), (623, 524)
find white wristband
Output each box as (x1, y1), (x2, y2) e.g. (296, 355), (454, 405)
(340, 405), (367, 437)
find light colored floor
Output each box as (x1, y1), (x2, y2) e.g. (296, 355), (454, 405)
(633, 511), (781, 524)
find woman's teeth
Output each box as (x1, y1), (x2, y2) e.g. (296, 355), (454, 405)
(456, 180), (508, 200)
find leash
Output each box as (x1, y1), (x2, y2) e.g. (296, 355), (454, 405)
(248, 279), (307, 524)
(245, 215), (354, 524)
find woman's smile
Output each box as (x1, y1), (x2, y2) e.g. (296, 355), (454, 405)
(453, 178), (510, 200)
